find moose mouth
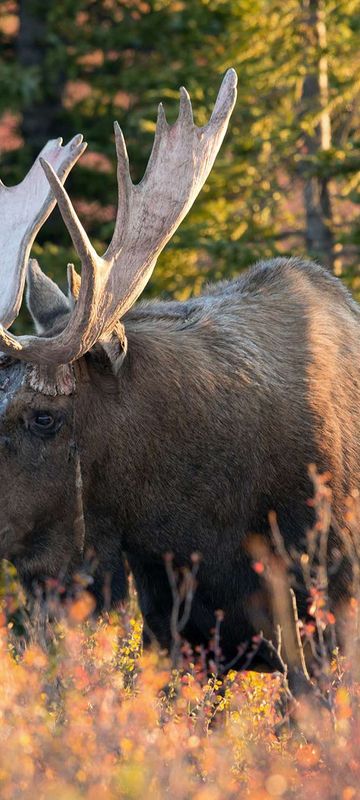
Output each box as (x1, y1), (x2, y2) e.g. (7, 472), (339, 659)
(0, 520), (78, 579)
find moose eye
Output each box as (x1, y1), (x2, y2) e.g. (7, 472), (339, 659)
(34, 413), (54, 429)
(27, 412), (63, 437)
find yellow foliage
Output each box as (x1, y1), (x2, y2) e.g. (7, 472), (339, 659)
(0, 581), (357, 799)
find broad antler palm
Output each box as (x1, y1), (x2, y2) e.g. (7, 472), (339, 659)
(0, 69), (237, 365)
(0, 135), (86, 330)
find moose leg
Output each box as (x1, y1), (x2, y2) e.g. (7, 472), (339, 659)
(81, 516), (129, 612)
(89, 548), (129, 612)
(126, 555), (174, 651)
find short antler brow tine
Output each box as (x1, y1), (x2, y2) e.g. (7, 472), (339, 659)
(0, 69), (237, 365)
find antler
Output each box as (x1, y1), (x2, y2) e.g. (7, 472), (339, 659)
(0, 134), (87, 329)
(0, 69), (237, 365)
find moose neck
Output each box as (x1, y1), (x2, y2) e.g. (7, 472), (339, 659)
(74, 302), (248, 559)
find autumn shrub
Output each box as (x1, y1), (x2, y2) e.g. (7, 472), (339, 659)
(0, 470), (360, 800)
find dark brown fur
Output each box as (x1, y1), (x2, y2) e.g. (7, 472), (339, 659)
(1, 257), (360, 666)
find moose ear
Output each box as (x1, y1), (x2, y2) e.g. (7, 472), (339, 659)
(87, 326), (128, 379)
(26, 258), (70, 334)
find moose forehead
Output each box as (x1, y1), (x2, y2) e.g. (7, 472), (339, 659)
(0, 355), (75, 414)
(0, 358), (26, 416)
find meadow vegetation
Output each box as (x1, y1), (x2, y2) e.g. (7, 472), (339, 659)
(0, 576), (358, 800)
(0, 472), (359, 800)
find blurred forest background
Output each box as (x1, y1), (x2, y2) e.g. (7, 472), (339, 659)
(0, 0), (359, 330)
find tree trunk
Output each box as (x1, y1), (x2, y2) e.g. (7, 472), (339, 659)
(300, 0), (336, 271)
(17, 0), (66, 156)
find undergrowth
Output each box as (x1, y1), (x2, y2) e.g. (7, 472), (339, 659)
(0, 577), (357, 799)
(0, 469), (359, 799)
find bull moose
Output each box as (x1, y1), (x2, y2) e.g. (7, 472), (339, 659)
(0, 69), (359, 676)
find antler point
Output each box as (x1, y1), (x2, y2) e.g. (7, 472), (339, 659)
(71, 133), (84, 149)
(178, 86), (193, 125)
(28, 257), (40, 271)
(157, 102), (168, 128)
(40, 157), (56, 179)
(225, 67), (238, 87)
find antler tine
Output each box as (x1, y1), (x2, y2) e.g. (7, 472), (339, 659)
(0, 134), (87, 329)
(114, 121), (132, 188)
(156, 102), (168, 134)
(112, 122), (133, 248)
(207, 67), (238, 127)
(40, 159), (102, 273)
(178, 87), (194, 126)
(0, 69), (237, 366)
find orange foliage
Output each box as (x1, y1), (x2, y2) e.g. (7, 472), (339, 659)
(0, 589), (356, 800)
